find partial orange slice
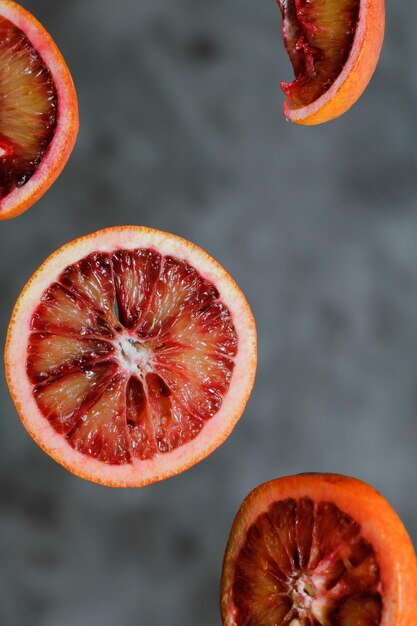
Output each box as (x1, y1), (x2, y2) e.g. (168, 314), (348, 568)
(0, 0), (78, 219)
(5, 226), (257, 487)
(222, 474), (417, 625)
(277, 0), (385, 124)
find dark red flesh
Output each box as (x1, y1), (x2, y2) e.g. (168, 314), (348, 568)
(0, 16), (57, 199)
(27, 249), (238, 465)
(232, 498), (382, 625)
(277, 0), (360, 109)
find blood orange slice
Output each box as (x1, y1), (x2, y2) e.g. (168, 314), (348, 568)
(277, 0), (385, 125)
(5, 226), (257, 487)
(221, 474), (417, 626)
(0, 0), (78, 219)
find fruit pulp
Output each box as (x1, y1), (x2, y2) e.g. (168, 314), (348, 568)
(278, 0), (360, 108)
(27, 249), (238, 465)
(232, 497), (382, 625)
(0, 15), (57, 198)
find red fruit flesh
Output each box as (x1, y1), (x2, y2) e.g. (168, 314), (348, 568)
(0, 15), (57, 198)
(27, 250), (238, 465)
(278, 0), (360, 109)
(232, 498), (382, 625)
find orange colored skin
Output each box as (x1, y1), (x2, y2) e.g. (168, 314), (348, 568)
(221, 474), (417, 626)
(284, 0), (385, 125)
(0, 0), (78, 219)
(5, 226), (257, 487)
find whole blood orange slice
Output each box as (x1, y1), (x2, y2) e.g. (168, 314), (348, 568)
(0, 0), (78, 219)
(5, 226), (257, 487)
(221, 474), (417, 626)
(277, 0), (385, 125)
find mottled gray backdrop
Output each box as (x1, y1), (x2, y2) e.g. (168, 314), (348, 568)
(1, 1), (416, 624)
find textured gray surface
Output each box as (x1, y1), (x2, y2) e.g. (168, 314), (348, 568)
(1, 0), (416, 624)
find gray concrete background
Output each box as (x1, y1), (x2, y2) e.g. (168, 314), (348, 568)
(1, 1), (416, 624)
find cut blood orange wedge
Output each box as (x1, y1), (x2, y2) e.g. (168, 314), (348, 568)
(221, 474), (417, 626)
(5, 226), (257, 487)
(277, 0), (385, 125)
(0, 0), (78, 219)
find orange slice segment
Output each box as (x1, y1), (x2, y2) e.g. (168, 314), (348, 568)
(277, 0), (385, 124)
(5, 226), (257, 487)
(0, 0), (78, 219)
(221, 474), (417, 626)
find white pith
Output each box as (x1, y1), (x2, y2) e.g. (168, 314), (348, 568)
(114, 333), (153, 377)
(293, 575), (314, 615)
(6, 226), (257, 487)
(291, 571), (336, 623)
